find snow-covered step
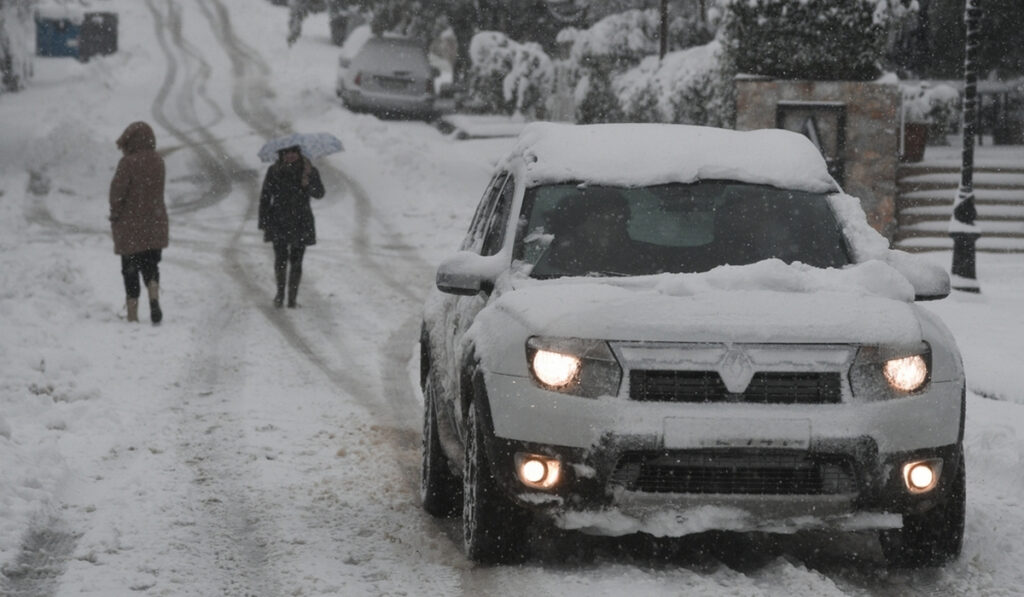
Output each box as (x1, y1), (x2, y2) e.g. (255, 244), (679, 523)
(895, 161), (1024, 252)
(898, 203), (1024, 226)
(894, 235), (1024, 253)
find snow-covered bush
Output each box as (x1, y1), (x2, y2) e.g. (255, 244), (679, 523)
(613, 40), (735, 127)
(722, 0), (916, 81)
(0, 0), (36, 93)
(466, 31), (554, 117)
(558, 8), (719, 124)
(573, 68), (625, 124)
(901, 81), (961, 144)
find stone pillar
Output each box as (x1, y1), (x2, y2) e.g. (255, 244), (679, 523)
(735, 77), (900, 240)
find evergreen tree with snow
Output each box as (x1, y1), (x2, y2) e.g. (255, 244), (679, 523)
(722, 0), (915, 81)
(0, 0), (36, 92)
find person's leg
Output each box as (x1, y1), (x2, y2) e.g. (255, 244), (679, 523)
(121, 253), (141, 322)
(140, 250), (163, 324)
(287, 245), (305, 308)
(273, 242), (288, 307)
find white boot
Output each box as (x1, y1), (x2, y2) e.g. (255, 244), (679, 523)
(126, 298), (139, 322)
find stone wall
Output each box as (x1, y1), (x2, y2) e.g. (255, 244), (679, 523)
(735, 78), (900, 240)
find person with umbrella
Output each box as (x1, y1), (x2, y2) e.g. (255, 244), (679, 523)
(258, 144), (326, 308)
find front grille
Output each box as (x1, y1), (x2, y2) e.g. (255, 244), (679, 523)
(630, 370), (841, 404)
(610, 451), (857, 495)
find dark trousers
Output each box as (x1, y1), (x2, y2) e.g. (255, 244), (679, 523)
(273, 242), (306, 282)
(272, 242), (303, 299)
(121, 249), (162, 299)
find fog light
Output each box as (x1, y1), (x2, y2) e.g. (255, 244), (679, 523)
(902, 459), (942, 494)
(515, 453), (562, 490)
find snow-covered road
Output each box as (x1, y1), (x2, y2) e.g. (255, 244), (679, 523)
(2, 1), (1023, 595)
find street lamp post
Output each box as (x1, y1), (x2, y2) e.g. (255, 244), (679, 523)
(950, 0), (982, 293)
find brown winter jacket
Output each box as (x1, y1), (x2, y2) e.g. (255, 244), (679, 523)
(109, 121), (169, 255)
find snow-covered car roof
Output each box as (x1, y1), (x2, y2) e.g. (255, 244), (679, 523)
(507, 122), (840, 193)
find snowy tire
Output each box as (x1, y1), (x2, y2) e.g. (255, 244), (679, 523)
(463, 401), (528, 564)
(420, 368), (460, 517)
(880, 446), (966, 568)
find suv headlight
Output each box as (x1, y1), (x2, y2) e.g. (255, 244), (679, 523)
(526, 336), (622, 398)
(850, 342), (931, 399)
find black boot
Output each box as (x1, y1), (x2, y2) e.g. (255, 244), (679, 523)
(287, 269), (301, 308)
(274, 266), (286, 308)
(147, 281), (162, 324)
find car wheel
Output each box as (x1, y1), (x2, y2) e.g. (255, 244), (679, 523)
(420, 367), (460, 517)
(879, 445), (966, 568)
(463, 400), (528, 563)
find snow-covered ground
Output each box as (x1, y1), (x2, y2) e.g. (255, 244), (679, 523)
(1, 1), (1022, 595)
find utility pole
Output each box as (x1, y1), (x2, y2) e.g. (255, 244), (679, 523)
(659, 0), (668, 59)
(950, 0), (982, 293)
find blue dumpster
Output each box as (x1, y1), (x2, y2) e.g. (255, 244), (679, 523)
(35, 13), (81, 58)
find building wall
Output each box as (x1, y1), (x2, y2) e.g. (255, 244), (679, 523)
(735, 78), (900, 240)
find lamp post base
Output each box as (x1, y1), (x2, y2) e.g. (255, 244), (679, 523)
(950, 231), (981, 293)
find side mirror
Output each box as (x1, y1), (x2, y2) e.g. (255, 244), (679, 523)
(339, 56), (351, 69)
(886, 250), (950, 301)
(435, 252), (501, 296)
(431, 66), (441, 79)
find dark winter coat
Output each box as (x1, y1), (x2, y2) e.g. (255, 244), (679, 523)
(258, 158), (325, 246)
(109, 121), (169, 256)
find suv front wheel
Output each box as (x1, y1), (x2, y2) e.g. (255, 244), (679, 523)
(463, 400), (529, 563)
(420, 366), (460, 517)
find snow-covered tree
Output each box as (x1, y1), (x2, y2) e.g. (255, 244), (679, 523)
(0, 0), (35, 93)
(465, 31), (554, 117)
(557, 8), (714, 123)
(721, 0), (916, 81)
(287, 0), (355, 46)
(361, 0), (585, 88)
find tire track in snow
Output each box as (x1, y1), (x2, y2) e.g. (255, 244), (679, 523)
(146, 0), (233, 214)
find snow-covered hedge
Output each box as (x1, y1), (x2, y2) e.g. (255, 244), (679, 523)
(0, 0), (36, 93)
(613, 40), (735, 127)
(722, 0), (916, 81)
(466, 31), (554, 117)
(463, 9), (733, 127)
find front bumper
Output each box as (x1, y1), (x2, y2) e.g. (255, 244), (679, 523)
(479, 370), (964, 536)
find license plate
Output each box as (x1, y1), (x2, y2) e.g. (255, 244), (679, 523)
(663, 417), (811, 450)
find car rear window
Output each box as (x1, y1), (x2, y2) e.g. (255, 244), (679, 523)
(354, 39), (429, 72)
(516, 181), (851, 278)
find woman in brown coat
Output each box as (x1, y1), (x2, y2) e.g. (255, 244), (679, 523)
(109, 121), (169, 324)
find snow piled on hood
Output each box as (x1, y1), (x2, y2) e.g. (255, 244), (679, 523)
(647, 258), (914, 300)
(508, 122), (839, 192)
(470, 260), (923, 352)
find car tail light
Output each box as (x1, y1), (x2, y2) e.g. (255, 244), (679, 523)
(354, 71), (362, 86)
(426, 79), (433, 94)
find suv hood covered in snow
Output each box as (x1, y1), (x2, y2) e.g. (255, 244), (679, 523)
(481, 259), (925, 345)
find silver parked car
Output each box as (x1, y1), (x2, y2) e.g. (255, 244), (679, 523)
(336, 36), (436, 118)
(419, 122), (965, 567)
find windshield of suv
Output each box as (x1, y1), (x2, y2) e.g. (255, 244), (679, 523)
(516, 181), (851, 278)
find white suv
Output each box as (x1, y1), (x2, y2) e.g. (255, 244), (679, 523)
(419, 123), (965, 567)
